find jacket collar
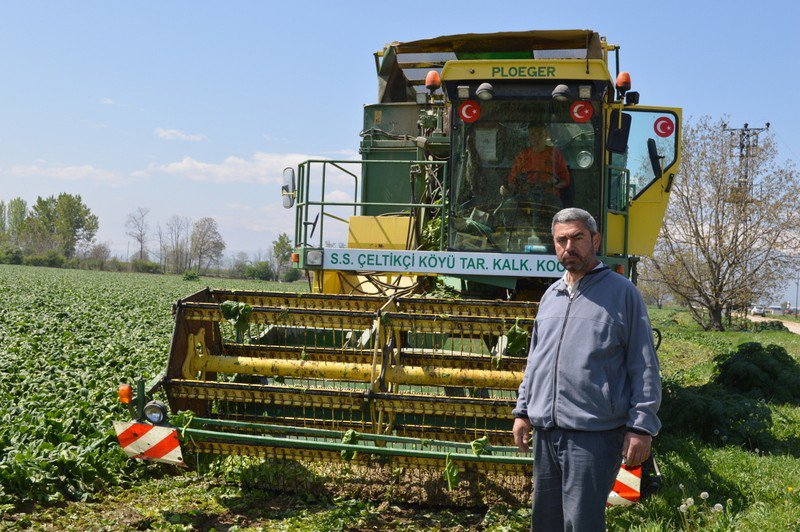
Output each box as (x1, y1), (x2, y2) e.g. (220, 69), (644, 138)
(551, 262), (609, 294)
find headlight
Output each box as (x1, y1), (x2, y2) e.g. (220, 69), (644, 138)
(143, 401), (168, 424)
(576, 151), (594, 169)
(306, 249), (323, 266)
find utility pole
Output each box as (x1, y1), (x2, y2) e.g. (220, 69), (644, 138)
(795, 273), (799, 318)
(723, 122), (770, 198)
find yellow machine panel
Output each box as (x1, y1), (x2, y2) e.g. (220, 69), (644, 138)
(442, 59), (611, 83)
(347, 216), (414, 250)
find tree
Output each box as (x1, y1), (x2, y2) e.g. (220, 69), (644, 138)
(155, 223), (166, 272)
(272, 233), (293, 280)
(190, 217), (226, 274)
(21, 194), (98, 258)
(230, 251), (250, 278)
(164, 215), (191, 273)
(636, 258), (671, 309)
(0, 200), (6, 239)
(244, 261), (275, 281)
(6, 198), (27, 246)
(649, 116), (800, 330)
(125, 207), (150, 261)
(87, 241), (112, 269)
(55, 193), (98, 258)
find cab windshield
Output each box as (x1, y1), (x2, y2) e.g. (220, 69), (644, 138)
(449, 100), (601, 253)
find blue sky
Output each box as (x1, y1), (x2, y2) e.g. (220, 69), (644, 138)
(1, 0), (798, 297)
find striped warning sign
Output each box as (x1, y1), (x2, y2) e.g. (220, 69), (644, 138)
(113, 422), (185, 466)
(607, 465), (642, 506)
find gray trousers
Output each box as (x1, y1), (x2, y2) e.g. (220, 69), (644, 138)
(531, 427), (625, 532)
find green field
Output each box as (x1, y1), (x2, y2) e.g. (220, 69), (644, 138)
(1, 265), (799, 531)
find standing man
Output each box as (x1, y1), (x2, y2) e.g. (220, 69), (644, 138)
(512, 208), (661, 531)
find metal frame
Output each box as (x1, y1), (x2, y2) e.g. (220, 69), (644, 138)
(294, 159), (448, 250)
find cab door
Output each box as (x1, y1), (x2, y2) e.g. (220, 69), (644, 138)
(604, 107), (681, 256)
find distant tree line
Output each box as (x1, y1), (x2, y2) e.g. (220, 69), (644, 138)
(225, 233), (300, 282)
(124, 208), (227, 276)
(0, 196), (303, 282)
(124, 206), (300, 281)
(0, 194), (101, 268)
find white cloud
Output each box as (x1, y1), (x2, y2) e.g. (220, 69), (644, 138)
(100, 97), (116, 106)
(154, 127), (207, 142)
(321, 149), (360, 159)
(326, 190), (353, 202)
(3, 162), (125, 186)
(148, 151), (315, 184)
(225, 202), (255, 212)
(215, 203), (296, 236)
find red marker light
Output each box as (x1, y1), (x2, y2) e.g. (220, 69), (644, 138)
(118, 384), (133, 404)
(616, 72), (632, 92)
(291, 253), (300, 263)
(424, 70), (441, 91)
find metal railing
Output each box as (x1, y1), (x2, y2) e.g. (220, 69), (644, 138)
(294, 159), (448, 249)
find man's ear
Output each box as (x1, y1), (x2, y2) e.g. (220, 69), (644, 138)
(592, 232), (601, 252)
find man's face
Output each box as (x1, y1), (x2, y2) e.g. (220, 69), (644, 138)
(553, 221), (601, 273)
(528, 127), (547, 150)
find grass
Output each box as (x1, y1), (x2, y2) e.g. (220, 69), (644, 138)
(1, 269), (799, 530)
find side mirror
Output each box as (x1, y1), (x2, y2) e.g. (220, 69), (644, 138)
(647, 138), (663, 179)
(606, 110), (631, 154)
(281, 167), (296, 209)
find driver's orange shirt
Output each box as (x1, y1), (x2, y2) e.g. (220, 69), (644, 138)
(508, 147), (571, 196)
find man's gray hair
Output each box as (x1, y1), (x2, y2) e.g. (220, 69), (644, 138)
(551, 208), (598, 234)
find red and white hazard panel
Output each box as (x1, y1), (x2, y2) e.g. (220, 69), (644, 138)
(607, 465), (642, 506)
(113, 421), (185, 466)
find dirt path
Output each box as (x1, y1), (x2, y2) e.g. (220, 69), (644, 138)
(748, 314), (800, 334)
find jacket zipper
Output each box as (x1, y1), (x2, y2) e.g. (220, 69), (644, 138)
(551, 288), (574, 428)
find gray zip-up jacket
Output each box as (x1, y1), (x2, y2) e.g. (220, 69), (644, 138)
(512, 266), (661, 436)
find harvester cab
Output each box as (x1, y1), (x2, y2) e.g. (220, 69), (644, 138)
(116, 30), (680, 506)
(291, 30), (680, 298)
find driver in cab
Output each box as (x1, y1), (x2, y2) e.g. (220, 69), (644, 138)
(501, 125), (571, 203)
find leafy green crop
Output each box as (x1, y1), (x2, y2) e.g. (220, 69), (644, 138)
(219, 300), (253, 343)
(340, 429), (358, 461)
(505, 319), (530, 356)
(470, 435), (490, 456)
(0, 265), (300, 509)
(442, 453), (459, 490)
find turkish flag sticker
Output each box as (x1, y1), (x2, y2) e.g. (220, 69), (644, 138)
(458, 101), (481, 123)
(569, 101), (593, 123)
(654, 117), (675, 137)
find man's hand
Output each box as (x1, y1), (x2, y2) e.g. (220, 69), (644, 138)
(513, 417), (532, 452)
(622, 432), (652, 467)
